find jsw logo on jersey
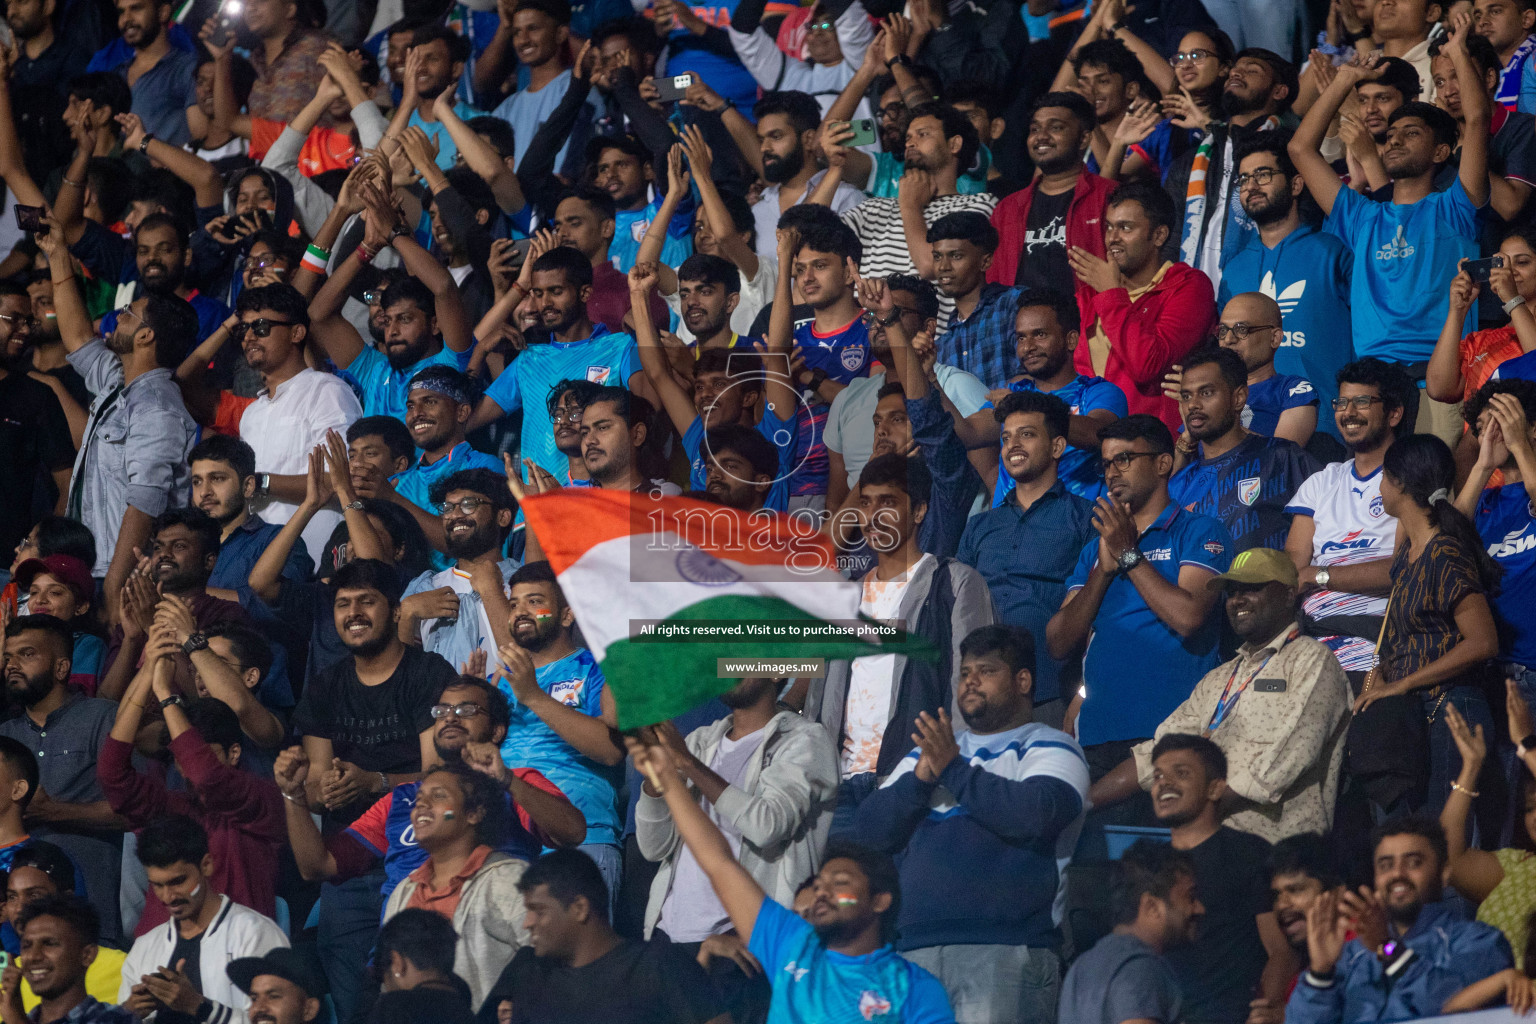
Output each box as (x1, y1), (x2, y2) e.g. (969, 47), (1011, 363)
(1321, 528), (1377, 554)
(1489, 525), (1536, 558)
(1375, 226), (1416, 261)
(1288, 381), (1314, 397)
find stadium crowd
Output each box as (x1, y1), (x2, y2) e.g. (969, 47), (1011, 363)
(6, 0), (1536, 1019)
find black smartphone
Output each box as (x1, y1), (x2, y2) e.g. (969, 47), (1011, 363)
(652, 73), (695, 103)
(841, 118), (877, 147)
(13, 204), (44, 235)
(1254, 678), (1288, 693)
(207, 0), (241, 47)
(508, 237), (533, 261)
(1466, 254), (1505, 283)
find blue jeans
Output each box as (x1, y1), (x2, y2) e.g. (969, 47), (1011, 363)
(1425, 685), (1497, 844)
(318, 867), (386, 1024)
(579, 842), (623, 921)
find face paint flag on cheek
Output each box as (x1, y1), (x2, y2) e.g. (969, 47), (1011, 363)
(531, 604), (555, 626)
(834, 894), (859, 907)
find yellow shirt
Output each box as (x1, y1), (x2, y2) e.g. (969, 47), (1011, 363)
(21, 946), (128, 1011)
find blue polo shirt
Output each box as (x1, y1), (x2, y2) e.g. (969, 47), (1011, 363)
(1067, 503), (1232, 746)
(957, 480), (1096, 703)
(681, 408), (797, 511)
(989, 375), (1128, 503)
(480, 327), (641, 479)
(1476, 482), (1536, 666)
(498, 648), (621, 848)
(341, 343), (472, 421)
(749, 898), (955, 1024)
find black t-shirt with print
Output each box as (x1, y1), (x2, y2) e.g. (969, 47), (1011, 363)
(1016, 187), (1074, 296)
(291, 644), (453, 824)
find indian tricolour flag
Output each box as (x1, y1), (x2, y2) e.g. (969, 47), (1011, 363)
(520, 488), (932, 730)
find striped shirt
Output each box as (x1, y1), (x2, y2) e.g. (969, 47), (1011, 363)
(842, 192), (999, 327)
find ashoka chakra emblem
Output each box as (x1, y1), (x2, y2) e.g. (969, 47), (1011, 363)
(675, 548), (742, 586)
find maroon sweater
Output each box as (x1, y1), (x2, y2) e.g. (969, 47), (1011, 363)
(98, 728), (285, 935)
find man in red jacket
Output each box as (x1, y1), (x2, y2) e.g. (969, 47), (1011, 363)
(99, 641), (284, 937)
(1066, 181), (1217, 432)
(988, 91), (1115, 309)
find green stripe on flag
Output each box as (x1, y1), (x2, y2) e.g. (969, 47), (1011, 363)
(599, 594), (936, 730)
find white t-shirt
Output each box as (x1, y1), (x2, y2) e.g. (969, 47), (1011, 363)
(842, 553), (932, 777)
(752, 172), (867, 262)
(663, 259), (779, 346)
(1284, 458), (1399, 668)
(655, 726), (767, 941)
(825, 366), (992, 491)
(242, 368), (362, 563)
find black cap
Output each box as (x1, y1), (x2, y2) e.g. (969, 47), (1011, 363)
(227, 948), (324, 999)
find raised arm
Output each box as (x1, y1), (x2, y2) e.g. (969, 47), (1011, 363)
(34, 213), (95, 354)
(360, 179), (472, 353)
(430, 89), (525, 214)
(635, 144), (691, 295)
(0, 52), (45, 207)
(627, 730), (766, 941)
(249, 446), (335, 604)
(1289, 56), (1384, 215)
(1427, 266), (1479, 403)
(681, 125), (759, 280)
(1444, 13), (1490, 205)
(201, 22), (252, 140)
(117, 113), (224, 208)
(631, 262), (698, 435)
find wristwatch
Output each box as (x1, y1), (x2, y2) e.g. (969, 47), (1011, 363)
(1116, 548), (1144, 574)
(159, 695), (187, 711)
(875, 310), (901, 327)
(807, 369), (829, 392)
(1315, 567), (1332, 589)
(181, 632), (209, 655)
(344, 499), (366, 512)
(138, 132), (155, 153)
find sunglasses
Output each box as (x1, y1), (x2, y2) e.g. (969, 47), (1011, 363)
(232, 318), (299, 340)
(429, 702), (488, 719)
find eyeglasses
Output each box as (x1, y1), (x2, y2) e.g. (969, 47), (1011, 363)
(364, 289), (386, 305)
(552, 407), (584, 424)
(241, 255), (286, 273)
(438, 497), (495, 516)
(115, 304), (143, 328)
(1331, 395), (1387, 411)
(0, 312), (37, 331)
(429, 702), (488, 719)
(1233, 168), (1282, 190)
(807, 18), (835, 30)
(1099, 450), (1158, 474)
(876, 103), (907, 121)
(862, 306), (918, 327)
(1215, 322), (1280, 341)
(231, 318), (298, 340)
(1169, 48), (1218, 66)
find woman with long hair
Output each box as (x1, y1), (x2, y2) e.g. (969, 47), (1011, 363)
(1356, 433), (1502, 814)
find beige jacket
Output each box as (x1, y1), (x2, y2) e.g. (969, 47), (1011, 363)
(382, 851), (529, 1011)
(1132, 622), (1350, 842)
